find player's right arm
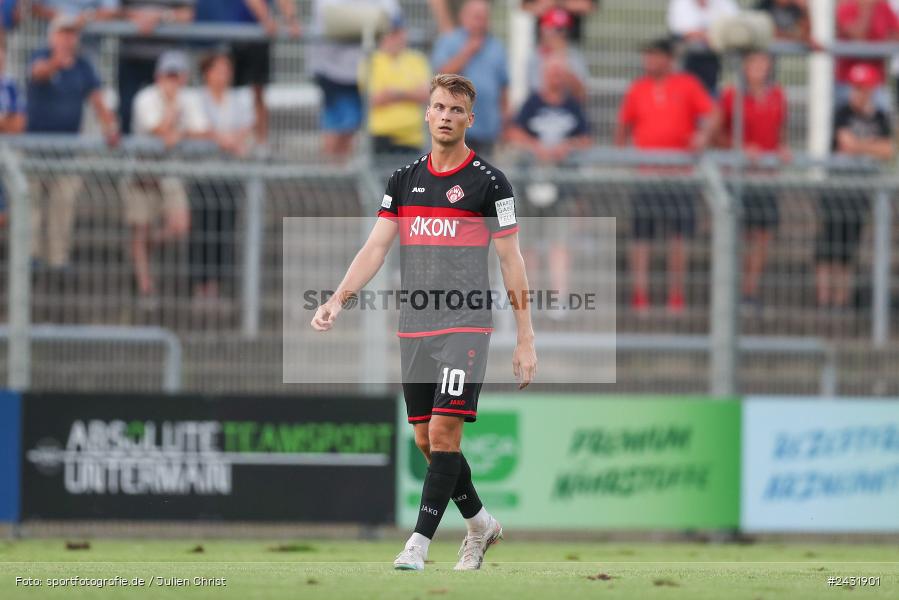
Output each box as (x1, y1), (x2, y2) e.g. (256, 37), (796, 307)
(310, 217), (398, 332)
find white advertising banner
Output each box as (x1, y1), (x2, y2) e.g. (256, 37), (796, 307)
(742, 397), (899, 532)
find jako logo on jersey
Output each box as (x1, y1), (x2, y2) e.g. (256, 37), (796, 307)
(421, 505), (439, 516)
(412, 187), (426, 193)
(450, 399), (466, 406)
(446, 185), (465, 203)
(410, 216), (458, 237)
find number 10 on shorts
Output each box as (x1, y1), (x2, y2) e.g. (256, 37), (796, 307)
(441, 368), (465, 396)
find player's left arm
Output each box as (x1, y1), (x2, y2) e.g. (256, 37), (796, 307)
(494, 234), (537, 389)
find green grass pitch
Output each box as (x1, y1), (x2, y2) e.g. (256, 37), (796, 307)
(2, 538), (898, 599)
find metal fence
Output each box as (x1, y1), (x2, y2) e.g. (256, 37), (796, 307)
(4, 140), (899, 397)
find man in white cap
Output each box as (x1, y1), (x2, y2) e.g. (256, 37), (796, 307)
(27, 14), (119, 272)
(123, 50), (208, 303)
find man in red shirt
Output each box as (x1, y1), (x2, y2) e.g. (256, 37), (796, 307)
(717, 50), (789, 309)
(836, 0), (899, 109)
(615, 38), (716, 315)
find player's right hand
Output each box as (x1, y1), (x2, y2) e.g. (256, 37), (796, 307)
(310, 302), (340, 331)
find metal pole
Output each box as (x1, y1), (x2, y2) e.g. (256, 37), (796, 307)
(808, 0), (835, 161)
(703, 159), (739, 396)
(872, 189), (892, 346)
(2, 146), (31, 391)
(357, 170), (389, 395)
(508, 0), (534, 110)
(241, 176), (264, 338)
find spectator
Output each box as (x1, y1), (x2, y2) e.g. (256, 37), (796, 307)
(194, 0), (301, 144)
(615, 38), (715, 315)
(432, 0), (509, 157)
(32, 1), (121, 26)
(0, 37), (25, 227)
(124, 50), (207, 301)
(32, 1), (122, 60)
(118, 0), (195, 135)
(522, 0), (599, 45)
(429, 0), (465, 34)
(716, 51), (788, 308)
(359, 16), (430, 155)
(816, 63), (893, 310)
(27, 15), (119, 271)
(308, 0), (401, 160)
(188, 49), (254, 309)
(667, 0), (739, 95)
(508, 55), (591, 317)
(527, 7), (589, 103)
(755, 0), (815, 46)
(2, 0), (20, 31)
(836, 0), (899, 110)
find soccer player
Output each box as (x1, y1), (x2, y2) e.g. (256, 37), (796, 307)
(311, 73), (537, 571)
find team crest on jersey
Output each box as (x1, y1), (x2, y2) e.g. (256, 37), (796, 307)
(446, 185), (465, 204)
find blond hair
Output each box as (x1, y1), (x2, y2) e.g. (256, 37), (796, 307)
(430, 73), (477, 108)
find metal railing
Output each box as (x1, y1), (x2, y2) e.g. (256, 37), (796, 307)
(3, 136), (898, 396)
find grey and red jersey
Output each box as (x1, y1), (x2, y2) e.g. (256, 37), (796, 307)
(377, 150), (519, 337)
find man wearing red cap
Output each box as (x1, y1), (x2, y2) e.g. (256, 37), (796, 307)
(522, 0), (599, 45)
(836, 0), (899, 109)
(816, 62), (894, 310)
(527, 7), (589, 102)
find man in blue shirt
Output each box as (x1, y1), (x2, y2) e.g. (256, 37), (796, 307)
(0, 37), (25, 225)
(27, 15), (119, 269)
(32, 1), (122, 60)
(431, 0), (509, 156)
(1, 0), (20, 31)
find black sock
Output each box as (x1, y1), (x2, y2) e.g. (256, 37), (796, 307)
(451, 453), (484, 519)
(414, 451), (462, 539)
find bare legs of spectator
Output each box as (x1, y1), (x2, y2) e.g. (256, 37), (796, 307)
(630, 237), (687, 316)
(30, 176), (83, 269)
(742, 229), (772, 300)
(129, 209), (190, 299)
(816, 263), (853, 309)
(629, 241), (650, 315)
(548, 243), (570, 307)
(323, 132), (355, 161)
(667, 235), (686, 315)
(252, 84), (268, 144)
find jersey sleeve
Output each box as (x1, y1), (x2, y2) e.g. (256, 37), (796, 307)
(377, 170), (399, 221)
(483, 170), (519, 238)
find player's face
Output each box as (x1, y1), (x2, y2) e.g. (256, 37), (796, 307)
(425, 87), (474, 147)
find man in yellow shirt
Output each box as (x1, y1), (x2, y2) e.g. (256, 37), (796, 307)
(361, 17), (431, 154)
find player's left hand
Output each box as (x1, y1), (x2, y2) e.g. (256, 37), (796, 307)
(513, 341), (537, 390)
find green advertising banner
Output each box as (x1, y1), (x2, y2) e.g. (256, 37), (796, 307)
(397, 396), (740, 530)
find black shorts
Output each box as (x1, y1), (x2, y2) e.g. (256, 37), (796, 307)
(632, 183), (698, 240)
(815, 191), (869, 264)
(740, 186), (780, 231)
(232, 41), (271, 87)
(401, 332), (491, 424)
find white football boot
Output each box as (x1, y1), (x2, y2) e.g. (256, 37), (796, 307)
(453, 515), (503, 571)
(393, 543), (427, 571)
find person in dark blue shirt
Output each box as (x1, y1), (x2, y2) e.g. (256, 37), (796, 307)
(507, 56), (591, 319)
(1, 0), (20, 31)
(0, 37), (25, 225)
(508, 56), (590, 162)
(27, 15), (119, 269)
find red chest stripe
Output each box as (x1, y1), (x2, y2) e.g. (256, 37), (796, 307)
(398, 206), (489, 247)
